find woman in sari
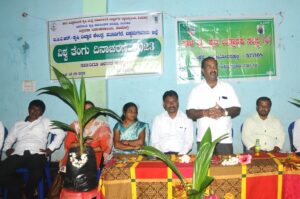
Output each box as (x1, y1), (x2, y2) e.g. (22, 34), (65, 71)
(61, 101), (113, 169)
(113, 102), (149, 154)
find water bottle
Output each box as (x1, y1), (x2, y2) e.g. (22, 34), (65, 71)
(255, 139), (260, 155)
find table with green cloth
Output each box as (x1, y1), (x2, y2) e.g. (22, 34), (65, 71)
(99, 153), (300, 199)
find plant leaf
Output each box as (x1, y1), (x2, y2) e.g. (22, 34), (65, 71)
(52, 66), (73, 90)
(192, 127), (228, 193)
(139, 146), (188, 189)
(51, 120), (75, 132)
(94, 107), (122, 122)
(38, 67), (124, 155)
(82, 107), (122, 128)
(37, 86), (76, 112)
(198, 175), (214, 195)
(78, 76), (86, 122)
(83, 136), (93, 143)
(289, 98), (300, 108)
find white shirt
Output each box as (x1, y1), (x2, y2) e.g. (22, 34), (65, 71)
(187, 80), (241, 143)
(151, 110), (194, 154)
(293, 118), (300, 152)
(0, 121), (4, 149)
(242, 113), (285, 151)
(3, 116), (66, 155)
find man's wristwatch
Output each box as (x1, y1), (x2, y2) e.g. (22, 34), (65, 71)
(224, 109), (229, 116)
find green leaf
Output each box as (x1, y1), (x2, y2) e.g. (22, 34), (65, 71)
(37, 86), (76, 112)
(94, 107), (122, 122)
(199, 176), (214, 194)
(139, 146), (188, 189)
(52, 66), (73, 90)
(193, 141), (211, 190)
(289, 98), (300, 108)
(82, 107), (122, 128)
(51, 120), (75, 132)
(83, 136), (93, 143)
(192, 128), (228, 193)
(78, 76), (86, 122)
(38, 67), (124, 155)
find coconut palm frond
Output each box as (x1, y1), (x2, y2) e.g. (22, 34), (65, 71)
(139, 146), (189, 189)
(51, 120), (75, 133)
(52, 66), (74, 90)
(38, 86), (76, 112)
(39, 66), (120, 155)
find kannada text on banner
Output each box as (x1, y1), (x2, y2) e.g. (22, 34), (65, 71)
(48, 12), (163, 79)
(176, 18), (278, 83)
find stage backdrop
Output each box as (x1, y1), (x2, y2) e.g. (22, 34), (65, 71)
(48, 12), (163, 79)
(176, 17), (278, 83)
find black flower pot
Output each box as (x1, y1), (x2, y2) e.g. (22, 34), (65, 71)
(63, 146), (98, 192)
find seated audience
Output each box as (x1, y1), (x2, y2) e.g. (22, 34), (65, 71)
(0, 99), (65, 199)
(61, 101), (113, 169)
(151, 90), (193, 154)
(242, 96), (285, 153)
(113, 102), (149, 154)
(293, 118), (300, 152)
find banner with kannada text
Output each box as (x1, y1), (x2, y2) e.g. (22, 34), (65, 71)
(176, 17), (278, 83)
(48, 12), (163, 79)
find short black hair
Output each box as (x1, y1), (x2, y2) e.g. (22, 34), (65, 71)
(201, 56), (217, 69)
(256, 96), (272, 107)
(121, 102), (138, 121)
(28, 99), (46, 114)
(163, 90), (178, 101)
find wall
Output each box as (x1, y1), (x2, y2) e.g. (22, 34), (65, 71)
(0, 0), (299, 160)
(106, 0), (300, 153)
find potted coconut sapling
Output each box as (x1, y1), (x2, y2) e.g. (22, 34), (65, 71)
(139, 128), (227, 199)
(38, 67), (121, 192)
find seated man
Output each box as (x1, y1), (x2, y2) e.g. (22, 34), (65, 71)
(151, 90), (193, 154)
(0, 99), (66, 199)
(293, 118), (300, 152)
(242, 97), (285, 153)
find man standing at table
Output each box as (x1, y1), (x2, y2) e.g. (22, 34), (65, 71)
(151, 90), (194, 154)
(242, 96), (285, 153)
(0, 99), (66, 199)
(186, 57), (241, 155)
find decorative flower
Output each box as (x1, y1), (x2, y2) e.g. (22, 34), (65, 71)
(221, 156), (239, 166)
(179, 155), (191, 163)
(69, 152), (88, 168)
(224, 192), (235, 199)
(204, 190), (219, 199)
(238, 154), (252, 165)
(211, 155), (222, 165)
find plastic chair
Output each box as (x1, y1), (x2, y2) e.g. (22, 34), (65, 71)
(3, 134), (55, 199)
(9, 165), (52, 199)
(288, 121), (296, 152)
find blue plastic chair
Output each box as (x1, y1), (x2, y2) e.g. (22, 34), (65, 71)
(3, 134), (54, 199)
(288, 121), (296, 152)
(8, 165), (52, 199)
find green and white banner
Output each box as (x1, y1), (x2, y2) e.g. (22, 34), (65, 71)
(48, 12), (163, 79)
(176, 17), (278, 83)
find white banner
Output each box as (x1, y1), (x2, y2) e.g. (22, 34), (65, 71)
(48, 12), (164, 79)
